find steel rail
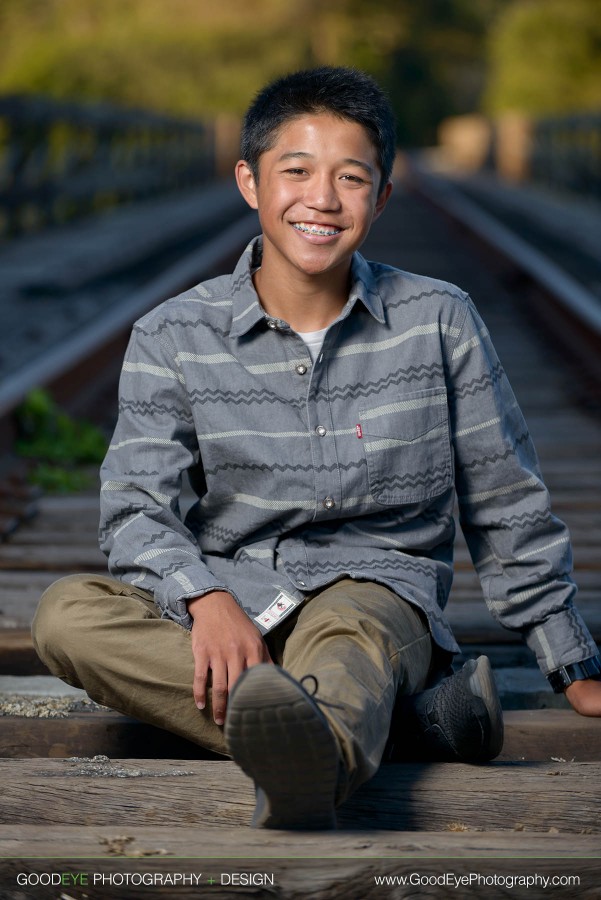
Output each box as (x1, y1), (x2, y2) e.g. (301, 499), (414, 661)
(412, 170), (601, 338)
(0, 212), (259, 420)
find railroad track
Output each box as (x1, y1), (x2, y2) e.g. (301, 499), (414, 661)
(0, 182), (260, 538)
(409, 163), (601, 411)
(1, 173), (600, 874)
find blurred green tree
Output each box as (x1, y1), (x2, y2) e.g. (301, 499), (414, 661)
(386, 0), (506, 145)
(0, 0), (507, 147)
(0, 0), (405, 116)
(485, 0), (601, 114)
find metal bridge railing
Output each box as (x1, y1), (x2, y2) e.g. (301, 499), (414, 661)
(0, 94), (216, 237)
(531, 113), (601, 200)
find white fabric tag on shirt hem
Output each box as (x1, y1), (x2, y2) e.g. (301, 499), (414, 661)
(254, 591), (300, 631)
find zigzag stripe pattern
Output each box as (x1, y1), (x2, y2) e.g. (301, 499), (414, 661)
(98, 240), (596, 668)
(566, 605), (594, 655)
(193, 521), (247, 543)
(457, 432), (531, 471)
(428, 596), (456, 635)
(370, 263), (465, 297)
(186, 388), (304, 409)
(119, 400), (194, 422)
(371, 463), (451, 492)
(449, 364), (505, 400)
(230, 268), (253, 297)
(489, 508), (554, 530)
(384, 285), (466, 310)
(98, 503), (140, 547)
(355, 505), (453, 530)
(203, 459), (366, 478)
(419, 507), (455, 529)
(436, 575), (447, 608)
(186, 368), (443, 408)
(313, 364), (444, 403)
(141, 318), (231, 339)
(141, 530), (173, 547)
(191, 514), (291, 548)
(283, 555), (437, 579)
(157, 561), (190, 579)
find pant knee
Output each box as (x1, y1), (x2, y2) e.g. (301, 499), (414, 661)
(293, 581), (420, 651)
(32, 575), (93, 672)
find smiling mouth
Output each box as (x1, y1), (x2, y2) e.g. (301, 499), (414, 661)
(292, 222), (342, 236)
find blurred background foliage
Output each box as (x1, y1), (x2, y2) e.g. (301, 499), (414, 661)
(485, 0), (601, 116)
(0, 0), (599, 145)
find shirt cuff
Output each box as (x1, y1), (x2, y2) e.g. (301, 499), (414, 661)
(523, 604), (600, 676)
(154, 565), (240, 630)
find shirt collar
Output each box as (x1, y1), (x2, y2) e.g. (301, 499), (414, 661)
(229, 236), (385, 338)
(348, 251), (386, 325)
(228, 238), (266, 338)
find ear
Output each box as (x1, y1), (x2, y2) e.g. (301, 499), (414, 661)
(235, 160), (259, 210)
(372, 180), (392, 223)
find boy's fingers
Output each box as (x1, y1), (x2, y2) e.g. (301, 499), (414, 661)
(212, 647), (272, 725)
(210, 660), (229, 726)
(193, 661), (209, 710)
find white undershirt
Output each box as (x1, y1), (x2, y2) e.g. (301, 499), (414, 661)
(296, 326), (329, 363)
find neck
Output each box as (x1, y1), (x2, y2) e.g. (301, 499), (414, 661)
(253, 260), (350, 333)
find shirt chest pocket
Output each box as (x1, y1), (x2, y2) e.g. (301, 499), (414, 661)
(359, 387), (453, 505)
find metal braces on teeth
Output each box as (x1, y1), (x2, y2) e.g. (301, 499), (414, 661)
(293, 224), (340, 236)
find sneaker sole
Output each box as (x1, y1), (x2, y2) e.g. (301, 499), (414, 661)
(466, 656), (504, 761)
(225, 665), (339, 830)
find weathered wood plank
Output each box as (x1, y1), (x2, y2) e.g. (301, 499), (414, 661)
(0, 544), (107, 570)
(0, 711), (204, 760)
(1, 709), (599, 762)
(0, 631), (48, 675)
(2, 823), (599, 858)
(501, 710), (601, 762)
(0, 833), (599, 900)
(9, 529), (103, 546)
(0, 758), (598, 834)
(0, 570), (58, 594)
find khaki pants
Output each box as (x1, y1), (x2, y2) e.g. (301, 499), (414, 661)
(33, 575), (432, 799)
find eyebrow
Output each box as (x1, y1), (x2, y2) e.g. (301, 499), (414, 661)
(277, 151), (375, 176)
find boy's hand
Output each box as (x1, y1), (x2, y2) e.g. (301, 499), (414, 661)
(188, 591), (272, 726)
(564, 678), (601, 716)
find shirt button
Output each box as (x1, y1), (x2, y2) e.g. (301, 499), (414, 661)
(298, 580), (306, 587)
(296, 364), (308, 375)
(323, 496), (336, 510)
(315, 425), (327, 437)
(267, 319), (278, 330)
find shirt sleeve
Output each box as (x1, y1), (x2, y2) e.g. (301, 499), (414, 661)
(99, 322), (234, 629)
(447, 296), (598, 675)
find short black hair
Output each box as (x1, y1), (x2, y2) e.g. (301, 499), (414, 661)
(241, 66), (396, 193)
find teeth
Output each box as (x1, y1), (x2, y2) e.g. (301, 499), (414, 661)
(293, 223), (341, 236)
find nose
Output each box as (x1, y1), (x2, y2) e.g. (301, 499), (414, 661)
(303, 172), (341, 211)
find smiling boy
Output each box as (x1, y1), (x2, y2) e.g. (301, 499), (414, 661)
(235, 112), (391, 327)
(34, 67), (601, 830)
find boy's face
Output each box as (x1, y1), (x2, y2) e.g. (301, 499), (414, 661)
(236, 113), (392, 284)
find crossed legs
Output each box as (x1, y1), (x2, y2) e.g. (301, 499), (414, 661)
(32, 574), (432, 790)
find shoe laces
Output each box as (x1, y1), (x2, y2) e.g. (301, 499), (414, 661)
(300, 674), (345, 712)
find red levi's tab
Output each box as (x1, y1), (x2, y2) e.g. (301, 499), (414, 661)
(356, 424), (363, 439)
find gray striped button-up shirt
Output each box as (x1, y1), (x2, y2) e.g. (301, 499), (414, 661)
(100, 237), (598, 676)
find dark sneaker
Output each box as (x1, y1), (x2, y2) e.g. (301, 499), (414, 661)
(385, 655), (504, 763)
(225, 664), (341, 830)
